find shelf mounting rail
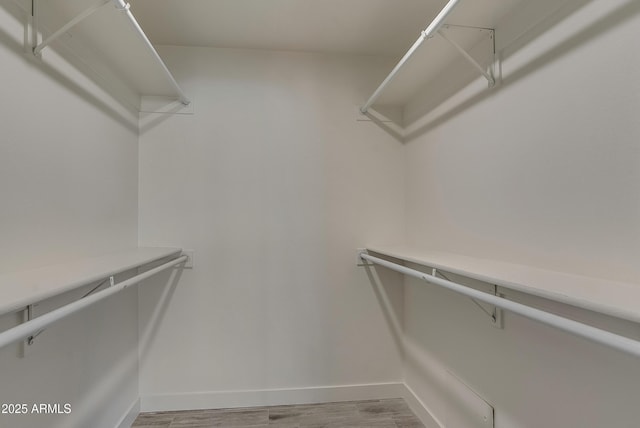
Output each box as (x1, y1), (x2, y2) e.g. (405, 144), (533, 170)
(0, 255), (187, 351)
(360, 0), (495, 114)
(359, 252), (640, 358)
(31, 0), (190, 106)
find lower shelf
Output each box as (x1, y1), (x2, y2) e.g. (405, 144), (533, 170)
(365, 246), (640, 324)
(0, 247), (182, 316)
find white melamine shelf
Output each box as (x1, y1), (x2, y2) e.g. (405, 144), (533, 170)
(0, 247), (182, 316)
(362, 0), (527, 109)
(366, 246), (640, 324)
(363, 0), (582, 129)
(8, 0), (190, 110)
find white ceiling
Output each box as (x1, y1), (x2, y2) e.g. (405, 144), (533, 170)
(128, 0), (518, 57)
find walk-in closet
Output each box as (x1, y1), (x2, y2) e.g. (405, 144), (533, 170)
(0, 0), (638, 427)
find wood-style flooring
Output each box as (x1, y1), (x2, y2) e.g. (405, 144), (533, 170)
(132, 398), (425, 428)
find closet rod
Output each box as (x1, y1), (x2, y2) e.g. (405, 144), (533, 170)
(360, 0), (462, 113)
(0, 255), (187, 351)
(359, 252), (640, 358)
(112, 0), (190, 105)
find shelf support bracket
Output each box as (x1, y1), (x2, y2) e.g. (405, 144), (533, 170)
(32, 0), (111, 56)
(30, 0), (38, 55)
(472, 284), (503, 329)
(433, 268), (502, 328)
(437, 26), (496, 88)
(20, 274), (115, 352)
(24, 304), (44, 347)
(81, 277), (112, 298)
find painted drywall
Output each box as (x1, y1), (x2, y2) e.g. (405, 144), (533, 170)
(401, 0), (640, 426)
(0, 2), (139, 428)
(137, 46), (406, 409)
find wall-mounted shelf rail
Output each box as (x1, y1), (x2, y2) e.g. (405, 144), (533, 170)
(28, 0), (190, 108)
(358, 247), (640, 357)
(0, 247), (187, 350)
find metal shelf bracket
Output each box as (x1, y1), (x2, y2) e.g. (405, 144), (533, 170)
(32, 0), (111, 56)
(433, 268), (503, 329)
(437, 25), (496, 88)
(20, 273), (115, 352)
(24, 304), (44, 348)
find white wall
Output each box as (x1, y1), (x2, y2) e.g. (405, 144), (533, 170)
(0, 2), (139, 427)
(137, 46), (406, 409)
(404, 0), (640, 283)
(402, 1), (640, 427)
(3, 0), (637, 426)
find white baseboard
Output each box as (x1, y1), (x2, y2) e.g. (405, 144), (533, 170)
(140, 382), (445, 428)
(400, 383), (443, 428)
(141, 382), (407, 412)
(115, 398), (140, 428)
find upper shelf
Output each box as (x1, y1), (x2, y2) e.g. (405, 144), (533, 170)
(0, 247), (182, 316)
(361, 0), (577, 128)
(366, 246), (640, 324)
(26, 0), (189, 110)
(363, 0), (522, 109)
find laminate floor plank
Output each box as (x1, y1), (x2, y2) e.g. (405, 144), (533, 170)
(132, 399), (425, 428)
